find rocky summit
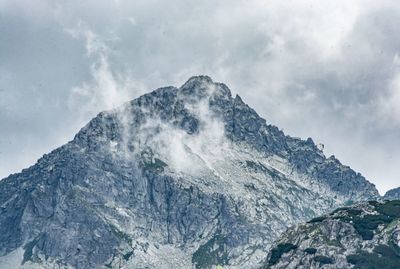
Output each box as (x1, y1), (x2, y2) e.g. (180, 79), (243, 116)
(0, 76), (379, 269)
(264, 200), (400, 269)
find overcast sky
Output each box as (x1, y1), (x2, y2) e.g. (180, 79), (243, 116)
(1, 0), (399, 194)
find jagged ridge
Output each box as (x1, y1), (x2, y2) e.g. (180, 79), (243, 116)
(0, 76), (379, 269)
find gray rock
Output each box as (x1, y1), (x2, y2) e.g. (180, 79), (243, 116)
(384, 187), (400, 200)
(0, 76), (379, 269)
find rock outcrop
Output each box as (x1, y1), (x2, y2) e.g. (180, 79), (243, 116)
(264, 200), (400, 269)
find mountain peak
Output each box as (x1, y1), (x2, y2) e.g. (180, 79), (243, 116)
(178, 75), (232, 105)
(181, 75), (214, 86)
(0, 76), (380, 269)
(74, 76), (378, 201)
(179, 75), (214, 98)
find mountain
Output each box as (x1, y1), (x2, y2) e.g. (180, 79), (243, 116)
(0, 76), (379, 269)
(263, 200), (400, 269)
(385, 188), (400, 201)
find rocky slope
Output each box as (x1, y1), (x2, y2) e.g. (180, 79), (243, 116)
(264, 200), (400, 269)
(385, 188), (400, 201)
(0, 76), (379, 269)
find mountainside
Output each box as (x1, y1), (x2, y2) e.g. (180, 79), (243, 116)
(264, 200), (400, 269)
(0, 76), (379, 269)
(385, 188), (400, 201)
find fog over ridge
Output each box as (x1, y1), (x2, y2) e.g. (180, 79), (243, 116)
(1, 0), (400, 194)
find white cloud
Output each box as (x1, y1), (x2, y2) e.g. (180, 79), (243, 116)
(1, 0), (400, 194)
(66, 25), (147, 126)
(381, 71), (400, 123)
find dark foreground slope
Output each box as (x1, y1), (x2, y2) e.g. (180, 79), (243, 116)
(264, 200), (400, 269)
(0, 76), (379, 269)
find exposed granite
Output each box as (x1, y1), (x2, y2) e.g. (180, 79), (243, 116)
(0, 76), (379, 269)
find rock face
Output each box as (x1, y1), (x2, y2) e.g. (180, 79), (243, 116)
(0, 76), (379, 269)
(385, 188), (400, 201)
(263, 200), (400, 269)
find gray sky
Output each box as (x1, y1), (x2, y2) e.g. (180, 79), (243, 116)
(1, 0), (399, 194)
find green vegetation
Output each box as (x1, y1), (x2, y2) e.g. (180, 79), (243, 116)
(347, 244), (400, 269)
(303, 247), (317, 255)
(143, 158), (168, 172)
(192, 231), (229, 269)
(332, 208), (361, 222)
(375, 244), (398, 257)
(351, 200), (400, 240)
(109, 224), (132, 245)
(375, 200), (400, 218)
(346, 209), (362, 216)
(345, 201), (400, 266)
(123, 251), (133, 261)
(307, 216), (326, 223)
(353, 214), (392, 240)
(389, 239), (400, 256)
(313, 255), (333, 264)
(331, 207), (348, 214)
(333, 200), (400, 240)
(265, 201), (400, 268)
(23, 238), (39, 264)
(268, 243), (298, 265)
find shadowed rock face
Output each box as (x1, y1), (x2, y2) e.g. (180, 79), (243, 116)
(385, 187), (400, 201)
(0, 76), (379, 269)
